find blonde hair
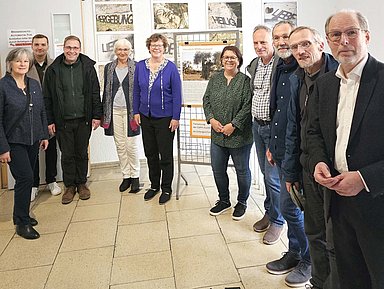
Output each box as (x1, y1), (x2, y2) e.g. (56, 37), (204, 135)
(6, 48), (33, 73)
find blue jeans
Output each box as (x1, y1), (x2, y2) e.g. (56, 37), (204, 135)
(252, 122), (284, 225)
(211, 142), (252, 205)
(277, 165), (310, 262)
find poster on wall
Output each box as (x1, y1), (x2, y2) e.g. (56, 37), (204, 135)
(207, 2), (242, 29)
(8, 29), (35, 48)
(96, 34), (135, 62)
(263, 1), (297, 27)
(95, 2), (134, 31)
(152, 2), (189, 30)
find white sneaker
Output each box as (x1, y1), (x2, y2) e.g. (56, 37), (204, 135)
(47, 182), (62, 196)
(31, 187), (38, 202)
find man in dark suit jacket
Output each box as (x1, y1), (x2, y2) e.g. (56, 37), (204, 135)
(306, 10), (384, 289)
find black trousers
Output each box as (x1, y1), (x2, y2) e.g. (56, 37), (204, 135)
(33, 136), (58, 186)
(303, 169), (340, 289)
(332, 192), (384, 289)
(8, 142), (39, 225)
(140, 114), (175, 193)
(56, 119), (91, 187)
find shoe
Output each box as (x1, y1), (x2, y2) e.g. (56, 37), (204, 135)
(119, 178), (131, 192)
(47, 182), (61, 196)
(62, 186), (76, 204)
(30, 217), (38, 226)
(77, 184), (91, 200)
(144, 188), (160, 201)
(31, 187), (38, 202)
(159, 191), (171, 204)
(209, 200), (231, 216)
(263, 223), (284, 245)
(285, 260), (311, 287)
(232, 202), (247, 220)
(129, 178), (140, 194)
(266, 251), (301, 275)
(16, 224), (40, 239)
(253, 213), (270, 232)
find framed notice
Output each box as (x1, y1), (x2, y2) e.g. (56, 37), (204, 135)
(190, 119), (211, 138)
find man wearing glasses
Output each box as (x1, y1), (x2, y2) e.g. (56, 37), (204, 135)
(306, 10), (384, 289)
(44, 35), (102, 205)
(284, 27), (339, 289)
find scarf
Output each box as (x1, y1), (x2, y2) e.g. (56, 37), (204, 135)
(102, 59), (118, 129)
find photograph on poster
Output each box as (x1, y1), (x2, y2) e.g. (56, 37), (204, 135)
(162, 32), (175, 60)
(207, 2), (242, 29)
(96, 34), (135, 62)
(98, 64), (105, 92)
(153, 3), (189, 30)
(95, 3), (134, 31)
(263, 1), (297, 27)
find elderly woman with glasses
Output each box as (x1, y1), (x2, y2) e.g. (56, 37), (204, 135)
(0, 48), (49, 239)
(102, 39), (141, 194)
(203, 46), (253, 221)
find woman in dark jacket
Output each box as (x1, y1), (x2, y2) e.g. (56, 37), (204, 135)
(102, 39), (140, 193)
(0, 48), (49, 239)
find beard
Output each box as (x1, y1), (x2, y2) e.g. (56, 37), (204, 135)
(275, 46), (292, 59)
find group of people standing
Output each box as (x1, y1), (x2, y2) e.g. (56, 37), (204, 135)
(0, 33), (181, 240)
(203, 9), (384, 289)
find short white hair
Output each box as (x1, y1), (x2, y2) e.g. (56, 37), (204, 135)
(114, 38), (132, 53)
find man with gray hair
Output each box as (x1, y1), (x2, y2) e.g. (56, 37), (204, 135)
(284, 26), (339, 289)
(307, 10), (384, 289)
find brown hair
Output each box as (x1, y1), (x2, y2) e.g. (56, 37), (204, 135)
(63, 35), (81, 47)
(220, 46), (243, 68)
(32, 34), (49, 44)
(6, 48), (34, 73)
(145, 33), (168, 50)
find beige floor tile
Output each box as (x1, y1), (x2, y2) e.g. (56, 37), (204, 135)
(89, 166), (123, 182)
(228, 240), (288, 268)
(119, 194), (166, 225)
(0, 232), (64, 271)
(72, 203), (120, 222)
(195, 165), (214, 176)
(167, 208), (220, 239)
(0, 229), (14, 254)
(239, 266), (298, 289)
(199, 283), (244, 289)
(172, 234), (239, 289)
(76, 180), (121, 206)
(0, 265), (51, 289)
(60, 218), (117, 252)
(110, 277), (175, 289)
(205, 186), (220, 206)
(179, 164), (196, 173)
(165, 193), (210, 212)
(34, 190), (66, 205)
(115, 221), (169, 257)
(45, 246), (113, 289)
(111, 251), (173, 285)
(199, 175), (216, 187)
(0, 214), (14, 231)
(177, 172), (202, 186)
(177, 184), (206, 196)
(31, 202), (76, 234)
(0, 191), (14, 215)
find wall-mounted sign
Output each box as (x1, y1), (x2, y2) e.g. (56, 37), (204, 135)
(8, 29), (35, 48)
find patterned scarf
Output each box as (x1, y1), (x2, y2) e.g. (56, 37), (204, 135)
(102, 59), (118, 129)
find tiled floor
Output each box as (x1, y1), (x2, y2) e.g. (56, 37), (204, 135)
(0, 162), (307, 289)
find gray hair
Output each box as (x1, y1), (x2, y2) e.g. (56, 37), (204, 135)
(272, 20), (295, 34)
(253, 25), (271, 34)
(325, 9), (370, 33)
(114, 38), (133, 53)
(6, 48), (34, 73)
(289, 26), (324, 44)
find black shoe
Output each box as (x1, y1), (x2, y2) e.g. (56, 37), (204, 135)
(209, 200), (231, 216)
(119, 178), (132, 192)
(144, 188), (160, 201)
(159, 191), (172, 204)
(129, 178), (140, 194)
(266, 251), (301, 275)
(232, 202), (247, 221)
(30, 217), (38, 226)
(16, 224), (40, 239)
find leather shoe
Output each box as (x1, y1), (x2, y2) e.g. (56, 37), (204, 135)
(159, 191), (172, 205)
(30, 217), (38, 226)
(119, 178), (131, 192)
(62, 186), (76, 204)
(16, 224), (40, 239)
(77, 184), (91, 200)
(129, 178), (140, 194)
(144, 188), (160, 200)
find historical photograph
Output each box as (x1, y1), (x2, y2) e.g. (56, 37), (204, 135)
(263, 1), (297, 27)
(95, 3), (134, 31)
(207, 2), (242, 29)
(96, 34), (134, 62)
(153, 2), (189, 30)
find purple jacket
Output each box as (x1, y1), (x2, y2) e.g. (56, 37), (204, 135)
(133, 59), (182, 119)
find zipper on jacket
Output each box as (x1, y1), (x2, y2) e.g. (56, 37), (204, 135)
(29, 92), (34, 145)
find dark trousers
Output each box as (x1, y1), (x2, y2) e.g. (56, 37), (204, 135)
(8, 142), (39, 225)
(140, 114), (174, 193)
(332, 192), (384, 289)
(303, 169), (340, 289)
(33, 136), (58, 186)
(56, 119), (91, 187)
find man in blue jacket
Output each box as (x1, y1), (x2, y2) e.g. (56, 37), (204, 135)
(284, 27), (339, 289)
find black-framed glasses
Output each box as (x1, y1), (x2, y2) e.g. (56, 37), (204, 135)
(327, 28), (363, 43)
(289, 40), (313, 52)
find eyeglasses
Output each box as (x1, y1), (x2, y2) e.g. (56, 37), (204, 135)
(150, 44), (164, 48)
(289, 40), (313, 52)
(64, 46), (80, 51)
(223, 56), (238, 61)
(327, 28), (363, 43)
(117, 48), (130, 52)
(273, 35), (290, 42)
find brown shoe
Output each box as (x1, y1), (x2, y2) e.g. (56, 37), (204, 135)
(77, 184), (91, 200)
(253, 213), (270, 232)
(263, 224), (283, 245)
(62, 186), (76, 204)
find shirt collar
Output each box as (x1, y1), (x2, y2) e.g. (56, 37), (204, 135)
(335, 54), (368, 81)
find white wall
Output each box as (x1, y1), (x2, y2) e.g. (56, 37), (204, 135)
(1, 0), (383, 165)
